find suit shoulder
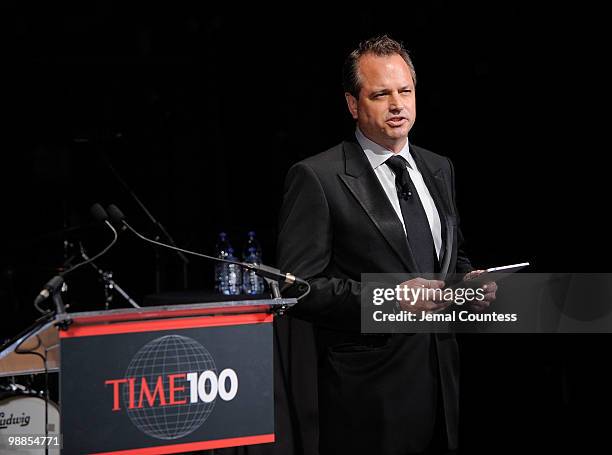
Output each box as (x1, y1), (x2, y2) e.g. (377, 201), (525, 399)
(289, 141), (345, 175)
(411, 144), (453, 169)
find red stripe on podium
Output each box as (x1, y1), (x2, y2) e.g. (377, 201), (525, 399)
(59, 313), (273, 338)
(69, 304), (271, 325)
(90, 433), (275, 454)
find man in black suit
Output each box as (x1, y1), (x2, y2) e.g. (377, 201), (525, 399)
(277, 35), (496, 455)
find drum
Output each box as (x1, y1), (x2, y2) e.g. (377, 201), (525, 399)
(0, 394), (60, 454)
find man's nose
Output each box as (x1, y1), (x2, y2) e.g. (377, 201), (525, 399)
(388, 92), (403, 111)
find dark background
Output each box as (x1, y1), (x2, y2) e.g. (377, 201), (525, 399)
(0, 3), (609, 453)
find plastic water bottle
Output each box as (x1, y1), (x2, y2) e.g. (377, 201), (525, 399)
(225, 247), (242, 295)
(214, 232), (242, 295)
(242, 231), (265, 295)
(214, 232), (229, 294)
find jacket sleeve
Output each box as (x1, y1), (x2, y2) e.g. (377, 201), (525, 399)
(276, 162), (362, 330)
(448, 157), (473, 274)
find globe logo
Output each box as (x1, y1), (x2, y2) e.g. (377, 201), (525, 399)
(123, 335), (217, 440)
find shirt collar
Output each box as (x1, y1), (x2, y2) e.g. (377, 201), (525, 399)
(355, 127), (416, 171)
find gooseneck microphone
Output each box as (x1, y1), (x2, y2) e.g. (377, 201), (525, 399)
(33, 275), (66, 308)
(33, 203), (119, 311)
(106, 204), (311, 300)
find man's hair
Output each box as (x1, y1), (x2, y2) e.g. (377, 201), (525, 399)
(342, 34), (417, 98)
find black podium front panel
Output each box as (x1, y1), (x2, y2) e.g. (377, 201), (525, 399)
(60, 313), (274, 454)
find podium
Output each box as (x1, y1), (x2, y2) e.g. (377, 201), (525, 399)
(0, 298), (296, 454)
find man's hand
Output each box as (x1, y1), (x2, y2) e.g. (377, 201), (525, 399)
(396, 277), (449, 313)
(463, 270), (497, 312)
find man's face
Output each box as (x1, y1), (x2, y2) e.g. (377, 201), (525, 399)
(345, 53), (416, 152)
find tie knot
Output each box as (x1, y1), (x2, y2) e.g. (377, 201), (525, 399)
(386, 155), (412, 198)
(385, 155), (409, 175)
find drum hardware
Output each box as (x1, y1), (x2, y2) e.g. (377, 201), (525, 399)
(79, 243), (140, 309)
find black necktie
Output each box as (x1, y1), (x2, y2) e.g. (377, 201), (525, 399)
(385, 154), (436, 273)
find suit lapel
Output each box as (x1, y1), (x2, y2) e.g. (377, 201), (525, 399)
(339, 139), (419, 272)
(411, 146), (455, 278)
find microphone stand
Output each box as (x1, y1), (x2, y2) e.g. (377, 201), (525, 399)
(49, 279), (72, 331)
(101, 154), (189, 291)
(265, 278), (282, 300)
(33, 216), (119, 325)
(80, 244), (141, 309)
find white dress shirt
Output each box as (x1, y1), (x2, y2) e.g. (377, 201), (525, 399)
(355, 128), (443, 260)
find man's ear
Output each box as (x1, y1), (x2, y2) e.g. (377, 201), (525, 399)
(345, 92), (358, 120)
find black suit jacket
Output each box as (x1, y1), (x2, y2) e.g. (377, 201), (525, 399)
(277, 137), (472, 454)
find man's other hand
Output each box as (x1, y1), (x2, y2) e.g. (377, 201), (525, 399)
(463, 270), (498, 312)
